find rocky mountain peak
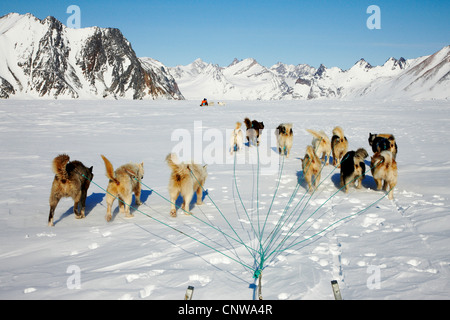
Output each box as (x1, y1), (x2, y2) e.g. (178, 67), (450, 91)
(0, 13), (184, 100)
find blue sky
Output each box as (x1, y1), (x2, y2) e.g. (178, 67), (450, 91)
(1, 0), (449, 69)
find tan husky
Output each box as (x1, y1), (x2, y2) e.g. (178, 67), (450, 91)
(307, 129), (331, 165)
(101, 155), (144, 222)
(166, 153), (208, 217)
(301, 145), (322, 193)
(331, 126), (348, 167)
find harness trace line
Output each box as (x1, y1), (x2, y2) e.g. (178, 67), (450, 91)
(76, 170), (256, 273)
(73, 148), (387, 287)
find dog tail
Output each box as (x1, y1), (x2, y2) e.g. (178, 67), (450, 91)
(379, 150), (394, 166)
(235, 122), (242, 130)
(371, 150), (393, 172)
(244, 117), (252, 129)
(101, 155), (119, 185)
(353, 148), (368, 177)
(166, 153), (188, 173)
(52, 154), (70, 180)
(354, 148), (369, 161)
(307, 129), (328, 142)
(166, 153), (192, 182)
(305, 145), (317, 161)
(332, 126), (345, 139)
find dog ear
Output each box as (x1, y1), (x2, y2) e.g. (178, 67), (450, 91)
(125, 169), (137, 177)
(89, 166), (93, 173)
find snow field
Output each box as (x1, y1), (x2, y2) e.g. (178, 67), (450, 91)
(0, 99), (449, 300)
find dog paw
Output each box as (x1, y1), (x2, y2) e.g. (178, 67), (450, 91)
(105, 214), (112, 222)
(170, 210), (177, 217)
(125, 213), (134, 218)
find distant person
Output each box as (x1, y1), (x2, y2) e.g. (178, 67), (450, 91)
(200, 98), (208, 106)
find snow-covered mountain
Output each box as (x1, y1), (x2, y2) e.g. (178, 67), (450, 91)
(170, 58), (291, 100)
(0, 13), (184, 100)
(1, 13), (447, 101)
(362, 46), (450, 100)
(171, 46), (449, 101)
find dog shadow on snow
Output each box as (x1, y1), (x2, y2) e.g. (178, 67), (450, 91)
(53, 192), (105, 225)
(172, 189), (209, 216)
(295, 169), (308, 192)
(54, 190), (157, 224)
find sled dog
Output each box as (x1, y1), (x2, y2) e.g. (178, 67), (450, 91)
(48, 154), (93, 226)
(371, 150), (398, 200)
(101, 155), (144, 222)
(340, 148), (368, 193)
(331, 126), (348, 167)
(244, 117), (265, 146)
(166, 153), (208, 217)
(275, 123), (293, 157)
(301, 145), (322, 193)
(368, 133), (398, 159)
(230, 122), (244, 154)
(306, 129), (331, 165)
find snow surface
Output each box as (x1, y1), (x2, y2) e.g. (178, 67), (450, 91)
(1, 99), (450, 300)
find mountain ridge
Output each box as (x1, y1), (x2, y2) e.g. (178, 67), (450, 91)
(0, 13), (184, 100)
(1, 13), (448, 101)
(170, 46), (449, 101)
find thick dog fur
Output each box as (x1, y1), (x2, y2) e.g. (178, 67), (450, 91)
(340, 148), (368, 193)
(230, 122), (244, 154)
(101, 155), (144, 222)
(244, 117), (265, 146)
(166, 153), (208, 217)
(275, 123), (293, 157)
(368, 133), (398, 159)
(306, 129), (331, 165)
(371, 150), (398, 200)
(48, 154), (93, 226)
(301, 145), (322, 193)
(331, 126), (348, 167)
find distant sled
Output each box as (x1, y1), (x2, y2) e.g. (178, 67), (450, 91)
(199, 101), (226, 106)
